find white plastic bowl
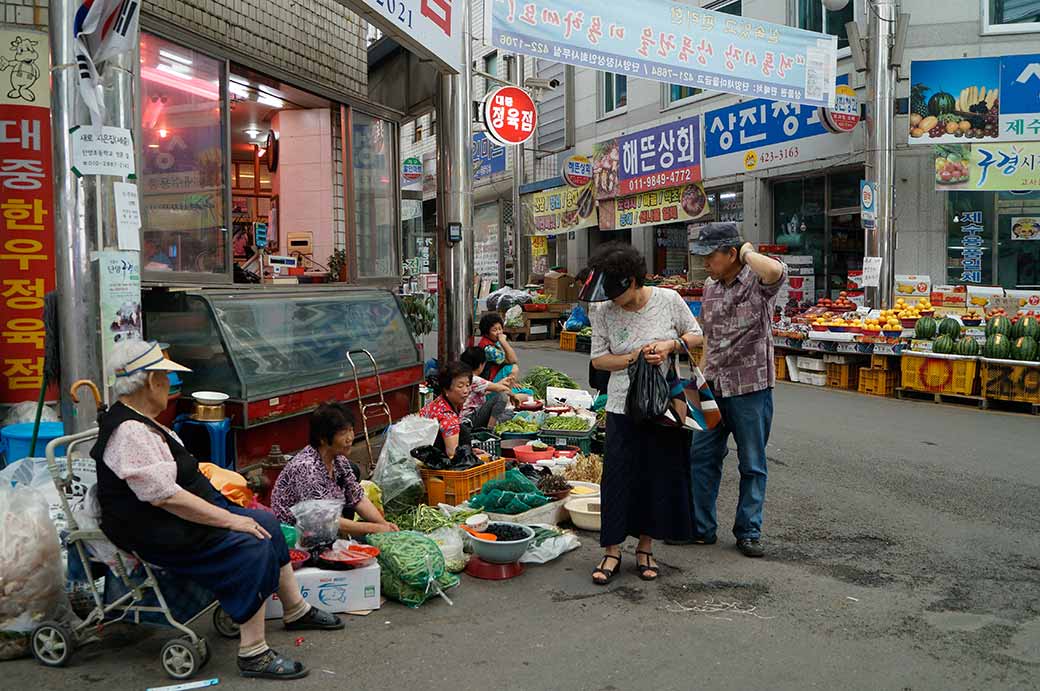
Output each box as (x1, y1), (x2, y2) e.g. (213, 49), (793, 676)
(465, 513), (490, 533)
(192, 391), (229, 404)
(565, 497), (601, 531)
(566, 481), (600, 498)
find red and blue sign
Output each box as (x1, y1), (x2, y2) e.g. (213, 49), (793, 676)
(617, 116), (701, 195)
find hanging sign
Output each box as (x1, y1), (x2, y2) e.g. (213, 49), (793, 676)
(603, 183), (711, 231)
(490, 0), (838, 108)
(0, 28), (55, 405)
(934, 142), (1040, 191)
(349, 0), (464, 73)
(562, 155), (593, 187)
(98, 250), (142, 387)
(71, 125), (135, 177)
(402, 156), (423, 182)
(472, 132), (507, 180)
(483, 85), (537, 146)
(821, 83), (861, 133)
(860, 180), (876, 229)
(522, 183), (597, 236)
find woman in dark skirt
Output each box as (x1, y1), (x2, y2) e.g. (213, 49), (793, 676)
(92, 340), (344, 681)
(583, 243), (703, 584)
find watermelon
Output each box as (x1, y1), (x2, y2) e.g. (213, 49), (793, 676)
(1013, 336), (1039, 362)
(984, 333), (1012, 359)
(1012, 315), (1040, 340)
(937, 317), (961, 340)
(986, 315), (1012, 338)
(928, 91), (956, 116)
(915, 316), (938, 340)
(933, 334), (957, 355)
(955, 337), (980, 357)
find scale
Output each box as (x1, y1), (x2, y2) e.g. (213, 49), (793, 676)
(465, 558), (524, 580)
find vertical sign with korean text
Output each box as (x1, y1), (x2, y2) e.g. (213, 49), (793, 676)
(0, 29), (55, 404)
(491, 0), (838, 108)
(958, 212), (986, 284)
(473, 132), (507, 180)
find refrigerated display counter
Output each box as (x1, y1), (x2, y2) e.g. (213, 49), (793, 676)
(143, 286), (423, 467)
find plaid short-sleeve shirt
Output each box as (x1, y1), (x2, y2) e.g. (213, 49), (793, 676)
(701, 263), (787, 398)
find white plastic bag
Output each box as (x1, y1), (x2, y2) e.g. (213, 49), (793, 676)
(290, 498), (344, 549)
(427, 527), (467, 573)
(0, 486), (72, 659)
(0, 456), (97, 535)
(520, 523), (581, 564)
(372, 415), (438, 514)
(2, 403), (59, 427)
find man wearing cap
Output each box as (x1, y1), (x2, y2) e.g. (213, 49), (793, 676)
(687, 222), (786, 558)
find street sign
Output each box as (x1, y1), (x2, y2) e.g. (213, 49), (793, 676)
(561, 155), (593, 188)
(482, 86), (537, 146)
(402, 156), (422, 182)
(860, 180), (877, 229)
(472, 132), (506, 180)
(821, 83), (861, 134)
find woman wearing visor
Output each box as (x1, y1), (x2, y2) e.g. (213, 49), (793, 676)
(582, 242), (703, 584)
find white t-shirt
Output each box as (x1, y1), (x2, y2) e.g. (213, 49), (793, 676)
(589, 287), (702, 415)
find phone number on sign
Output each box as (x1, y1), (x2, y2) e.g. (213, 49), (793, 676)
(758, 147), (800, 165)
(497, 34), (551, 55)
(621, 168), (696, 194)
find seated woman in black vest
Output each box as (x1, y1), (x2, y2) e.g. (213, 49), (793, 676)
(91, 340), (342, 681)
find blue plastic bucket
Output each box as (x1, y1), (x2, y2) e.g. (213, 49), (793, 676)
(0, 421), (66, 467)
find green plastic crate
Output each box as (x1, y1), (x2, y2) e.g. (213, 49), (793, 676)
(538, 428), (594, 454)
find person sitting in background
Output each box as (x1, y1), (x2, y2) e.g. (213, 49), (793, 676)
(476, 312), (520, 382)
(271, 403), (398, 537)
(459, 346), (520, 429)
(420, 361), (472, 458)
(93, 340), (342, 681)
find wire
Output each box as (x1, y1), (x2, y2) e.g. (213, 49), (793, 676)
(865, 0), (899, 24)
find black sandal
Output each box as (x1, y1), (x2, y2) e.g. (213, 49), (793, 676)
(592, 554), (621, 585)
(238, 648), (309, 680)
(284, 607), (345, 631)
(636, 550), (659, 581)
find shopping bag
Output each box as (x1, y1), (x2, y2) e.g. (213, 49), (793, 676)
(624, 352), (669, 424)
(658, 341), (721, 432)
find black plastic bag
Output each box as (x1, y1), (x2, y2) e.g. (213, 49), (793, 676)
(625, 351), (669, 424)
(449, 446), (482, 471)
(411, 444), (452, 470)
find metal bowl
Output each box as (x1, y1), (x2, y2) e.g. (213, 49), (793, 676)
(468, 523), (535, 564)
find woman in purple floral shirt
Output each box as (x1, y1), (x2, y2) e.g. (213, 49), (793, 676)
(272, 403), (398, 537)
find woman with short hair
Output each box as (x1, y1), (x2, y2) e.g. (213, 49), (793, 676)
(419, 361), (473, 458)
(476, 312), (520, 382)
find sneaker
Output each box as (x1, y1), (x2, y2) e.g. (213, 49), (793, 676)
(665, 534), (717, 546)
(736, 538), (764, 558)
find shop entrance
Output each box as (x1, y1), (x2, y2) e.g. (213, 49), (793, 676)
(773, 169), (865, 302)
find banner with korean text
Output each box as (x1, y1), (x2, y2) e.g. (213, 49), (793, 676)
(490, 0), (837, 108)
(522, 183), (598, 236)
(591, 116), (700, 200)
(599, 183), (711, 231)
(0, 29), (55, 404)
(934, 143), (1040, 191)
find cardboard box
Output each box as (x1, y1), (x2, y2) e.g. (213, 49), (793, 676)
(930, 285), (967, 308)
(1007, 289), (1040, 314)
(967, 286), (1005, 310)
(847, 270), (864, 291)
(543, 271), (576, 302)
(265, 563), (381, 618)
(895, 275), (931, 298)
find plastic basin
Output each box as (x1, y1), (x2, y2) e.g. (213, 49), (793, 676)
(513, 445), (555, 463)
(1, 421), (66, 467)
(565, 497), (602, 531)
(469, 523), (535, 564)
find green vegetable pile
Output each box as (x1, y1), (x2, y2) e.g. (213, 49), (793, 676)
(385, 504), (454, 533)
(542, 415), (591, 432)
(495, 418), (540, 434)
(578, 326), (593, 337)
(520, 367), (579, 400)
(531, 293), (553, 304)
(530, 525), (565, 546)
(367, 530), (457, 608)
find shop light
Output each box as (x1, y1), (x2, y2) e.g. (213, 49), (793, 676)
(159, 49), (193, 66)
(244, 127), (262, 139)
(229, 81), (251, 99)
(720, 192), (737, 200)
(141, 65), (219, 101)
(158, 128), (169, 138)
(147, 144), (159, 149)
(257, 92), (284, 108)
(156, 63), (192, 80)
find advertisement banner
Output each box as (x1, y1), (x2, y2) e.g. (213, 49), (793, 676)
(605, 183), (711, 231)
(1012, 217), (1039, 241)
(0, 28), (55, 404)
(934, 142), (1040, 191)
(523, 183), (597, 236)
(473, 132), (506, 180)
(703, 75), (853, 177)
(908, 54), (1040, 144)
(592, 117), (701, 200)
(490, 0), (838, 108)
(98, 251), (143, 387)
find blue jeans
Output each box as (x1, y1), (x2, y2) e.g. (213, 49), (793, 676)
(689, 387), (773, 541)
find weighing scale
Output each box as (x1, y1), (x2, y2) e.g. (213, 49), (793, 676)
(464, 557), (525, 580)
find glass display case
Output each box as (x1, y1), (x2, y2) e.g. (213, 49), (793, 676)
(144, 286), (421, 410)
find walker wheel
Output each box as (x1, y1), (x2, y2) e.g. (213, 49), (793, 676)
(213, 606), (240, 638)
(160, 637), (200, 680)
(195, 636), (210, 667)
(31, 621), (76, 667)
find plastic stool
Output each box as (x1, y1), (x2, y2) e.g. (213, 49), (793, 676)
(173, 415), (233, 469)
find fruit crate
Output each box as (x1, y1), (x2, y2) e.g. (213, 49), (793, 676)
(826, 362), (860, 390)
(420, 457), (506, 506)
(870, 354), (896, 370)
(980, 358), (1040, 404)
(900, 352), (979, 397)
(775, 354), (788, 381)
(858, 368), (898, 397)
(559, 331), (578, 352)
(575, 335), (592, 353)
(538, 427), (595, 454)
(470, 429), (501, 457)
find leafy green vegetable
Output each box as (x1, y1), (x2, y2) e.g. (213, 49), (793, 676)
(579, 326), (593, 337)
(495, 418), (540, 434)
(520, 366), (579, 399)
(542, 415), (591, 431)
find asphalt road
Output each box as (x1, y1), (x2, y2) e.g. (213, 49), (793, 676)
(8, 344), (1040, 690)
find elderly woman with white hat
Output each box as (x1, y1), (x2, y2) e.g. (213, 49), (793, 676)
(91, 339), (342, 680)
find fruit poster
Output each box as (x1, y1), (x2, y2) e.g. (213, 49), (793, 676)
(910, 54), (1040, 145)
(934, 142), (1040, 191)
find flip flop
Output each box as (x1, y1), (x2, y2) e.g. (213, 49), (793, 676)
(238, 649), (309, 680)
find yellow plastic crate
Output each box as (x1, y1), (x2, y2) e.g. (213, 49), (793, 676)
(858, 368), (898, 396)
(980, 359), (1040, 404)
(826, 363), (859, 390)
(775, 354), (788, 381)
(420, 458), (505, 506)
(559, 331), (578, 351)
(900, 352), (979, 397)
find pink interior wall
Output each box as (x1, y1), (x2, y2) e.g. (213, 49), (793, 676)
(271, 109), (333, 264)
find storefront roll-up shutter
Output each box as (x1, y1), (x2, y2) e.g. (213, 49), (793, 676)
(535, 59), (567, 153)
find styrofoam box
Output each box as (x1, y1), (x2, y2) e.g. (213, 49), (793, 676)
(265, 563), (381, 619)
(796, 356), (827, 372)
(804, 372), (827, 386)
(785, 355), (801, 383)
(823, 354), (852, 364)
(530, 325), (549, 334)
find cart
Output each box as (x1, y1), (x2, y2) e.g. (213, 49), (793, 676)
(29, 425), (239, 680)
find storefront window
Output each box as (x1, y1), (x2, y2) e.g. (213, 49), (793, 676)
(140, 34), (227, 276)
(774, 177), (826, 299)
(946, 191), (995, 286)
(997, 191), (1040, 288)
(352, 111), (398, 278)
(706, 186), (744, 223)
